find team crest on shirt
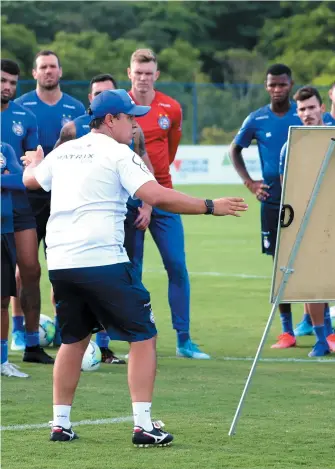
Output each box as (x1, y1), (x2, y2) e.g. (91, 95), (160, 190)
(61, 115), (72, 126)
(158, 114), (170, 130)
(12, 121), (24, 136)
(0, 152), (6, 169)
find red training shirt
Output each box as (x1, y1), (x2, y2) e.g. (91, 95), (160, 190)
(129, 90), (182, 188)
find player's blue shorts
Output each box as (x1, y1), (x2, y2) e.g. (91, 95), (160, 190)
(13, 192), (37, 232)
(1, 233), (17, 297)
(261, 202), (280, 256)
(49, 262), (157, 344)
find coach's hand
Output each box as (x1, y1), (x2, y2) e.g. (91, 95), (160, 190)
(213, 197), (248, 217)
(134, 203), (152, 230)
(21, 145), (44, 167)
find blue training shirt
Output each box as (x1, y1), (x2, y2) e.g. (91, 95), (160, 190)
(234, 103), (301, 205)
(15, 90), (85, 156)
(279, 142), (287, 176)
(1, 101), (39, 165)
(323, 112), (335, 126)
(74, 114), (91, 138)
(1, 142), (25, 234)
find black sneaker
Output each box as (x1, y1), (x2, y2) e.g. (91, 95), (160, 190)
(23, 346), (55, 364)
(132, 421), (173, 447)
(100, 347), (126, 364)
(50, 425), (78, 442)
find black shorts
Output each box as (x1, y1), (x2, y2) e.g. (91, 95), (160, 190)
(13, 192), (37, 232)
(1, 233), (17, 297)
(27, 194), (50, 250)
(49, 262), (157, 344)
(261, 203), (280, 256)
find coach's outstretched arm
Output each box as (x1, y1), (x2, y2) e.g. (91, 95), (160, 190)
(135, 181), (248, 217)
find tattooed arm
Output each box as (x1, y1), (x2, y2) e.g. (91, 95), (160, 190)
(133, 125), (154, 174)
(54, 121), (76, 149)
(133, 124), (153, 230)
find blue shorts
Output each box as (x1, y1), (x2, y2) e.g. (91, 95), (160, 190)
(13, 192), (36, 232)
(1, 233), (17, 297)
(261, 203), (280, 256)
(49, 262), (157, 344)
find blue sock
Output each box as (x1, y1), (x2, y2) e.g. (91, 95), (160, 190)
(54, 315), (62, 344)
(177, 331), (190, 347)
(302, 313), (312, 326)
(324, 305), (333, 336)
(26, 331), (39, 347)
(96, 331), (109, 348)
(1, 340), (8, 364)
(13, 316), (25, 333)
(313, 325), (327, 344)
(280, 312), (294, 336)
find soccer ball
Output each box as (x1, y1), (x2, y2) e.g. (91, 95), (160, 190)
(81, 341), (102, 372)
(39, 314), (56, 347)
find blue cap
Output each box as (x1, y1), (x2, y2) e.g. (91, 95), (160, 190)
(90, 89), (150, 118)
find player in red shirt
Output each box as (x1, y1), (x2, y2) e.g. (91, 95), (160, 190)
(127, 49), (210, 359)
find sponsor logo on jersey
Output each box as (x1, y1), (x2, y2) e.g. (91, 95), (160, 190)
(158, 114), (170, 130)
(12, 111), (26, 116)
(63, 104), (76, 109)
(12, 121), (24, 136)
(255, 115), (269, 120)
(22, 101), (37, 105)
(158, 102), (171, 108)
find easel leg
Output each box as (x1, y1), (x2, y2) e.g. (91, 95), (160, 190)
(228, 298), (281, 436)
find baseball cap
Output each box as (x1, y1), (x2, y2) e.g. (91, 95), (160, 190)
(89, 89), (150, 118)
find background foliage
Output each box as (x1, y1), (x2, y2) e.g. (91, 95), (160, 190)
(2, 1), (334, 143)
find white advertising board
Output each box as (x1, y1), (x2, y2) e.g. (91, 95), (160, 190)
(170, 145), (262, 185)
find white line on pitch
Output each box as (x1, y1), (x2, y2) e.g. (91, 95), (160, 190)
(156, 355), (335, 363)
(144, 269), (270, 279)
(0, 416), (133, 432)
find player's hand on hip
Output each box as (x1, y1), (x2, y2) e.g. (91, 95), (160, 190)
(213, 197), (248, 217)
(21, 145), (44, 167)
(246, 179), (270, 199)
(134, 203), (152, 230)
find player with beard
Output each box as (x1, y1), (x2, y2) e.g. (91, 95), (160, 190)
(15, 51), (85, 347)
(1, 59), (53, 364)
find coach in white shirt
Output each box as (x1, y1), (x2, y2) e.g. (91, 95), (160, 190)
(22, 89), (248, 447)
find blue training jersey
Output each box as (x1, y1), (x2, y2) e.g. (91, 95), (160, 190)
(15, 90), (85, 156)
(279, 142), (287, 176)
(1, 142), (24, 234)
(323, 112), (335, 126)
(1, 101), (39, 165)
(234, 103), (301, 205)
(74, 114), (91, 138)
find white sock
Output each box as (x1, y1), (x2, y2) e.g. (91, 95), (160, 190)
(53, 405), (71, 429)
(132, 402), (153, 431)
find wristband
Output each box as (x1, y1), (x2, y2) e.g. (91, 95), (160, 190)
(204, 199), (214, 215)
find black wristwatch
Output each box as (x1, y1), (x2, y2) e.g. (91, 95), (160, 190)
(204, 199), (215, 215)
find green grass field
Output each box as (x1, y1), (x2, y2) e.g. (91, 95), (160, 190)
(2, 185), (334, 469)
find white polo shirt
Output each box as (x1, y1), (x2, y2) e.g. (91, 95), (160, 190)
(34, 132), (155, 270)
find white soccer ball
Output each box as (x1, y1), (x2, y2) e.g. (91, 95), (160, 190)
(39, 314), (56, 347)
(81, 341), (102, 372)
